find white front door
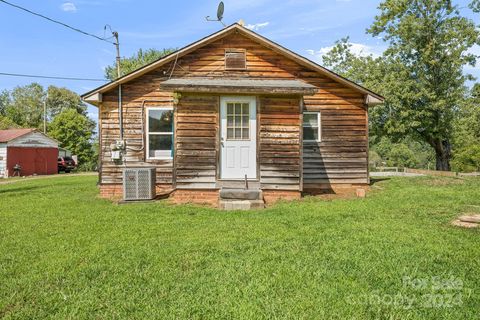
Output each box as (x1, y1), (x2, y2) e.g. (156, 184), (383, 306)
(220, 96), (257, 179)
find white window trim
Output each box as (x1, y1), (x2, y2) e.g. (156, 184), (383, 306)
(303, 111), (321, 142)
(225, 101), (250, 141)
(146, 106), (174, 160)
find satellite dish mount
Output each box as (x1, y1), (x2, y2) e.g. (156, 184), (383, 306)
(206, 1), (226, 27)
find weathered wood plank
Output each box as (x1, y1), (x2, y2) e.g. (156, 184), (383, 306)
(98, 31), (369, 188)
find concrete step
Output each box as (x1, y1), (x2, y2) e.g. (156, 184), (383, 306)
(219, 199), (265, 210)
(220, 189), (262, 200)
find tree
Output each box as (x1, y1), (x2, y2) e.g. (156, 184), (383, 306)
(452, 83), (480, 171)
(0, 115), (18, 130)
(321, 37), (380, 85)
(46, 86), (87, 118)
(104, 48), (176, 80)
(452, 145), (480, 172)
(0, 90), (10, 116)
(366, 0), (479, 170)
(5, 83), (45, 128)
(322, 39), (404, 141)
(48, 109), (96, 168)
(370, 136), (435, 169)
(1, 84), (89, 130)
(470, 0), (480, 12)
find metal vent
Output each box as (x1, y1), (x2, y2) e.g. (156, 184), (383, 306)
(122, 167), (156, 201)
(225, 49), (246, 70)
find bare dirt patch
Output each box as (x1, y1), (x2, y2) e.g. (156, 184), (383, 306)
(418, 177), (466, 186)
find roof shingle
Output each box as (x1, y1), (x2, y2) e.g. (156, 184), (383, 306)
(0, 129), (36, 143)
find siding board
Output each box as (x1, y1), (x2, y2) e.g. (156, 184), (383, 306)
(98, 32), (368, 189)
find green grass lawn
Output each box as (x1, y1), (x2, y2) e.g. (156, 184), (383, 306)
(0, 175), (479, 319)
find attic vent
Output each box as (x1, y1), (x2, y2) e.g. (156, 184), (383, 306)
(225, 49), (246, 70)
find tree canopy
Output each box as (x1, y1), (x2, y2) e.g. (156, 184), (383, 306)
(5, 83), (45, 128)
(322, 0), (480, 171)
(46, 86), (87, 118)
(104, 48), (176, 81)
(48, 109), (96, 168)
(0, 84), (97, 170)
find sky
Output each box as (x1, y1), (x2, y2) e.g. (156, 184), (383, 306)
(0, 0), (478, 123)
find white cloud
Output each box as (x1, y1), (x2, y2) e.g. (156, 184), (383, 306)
(61, 2), (77, 12)
(245, 22), (269, 31)
(306, 42), (385, 63)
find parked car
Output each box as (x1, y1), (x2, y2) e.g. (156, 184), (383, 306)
(58, 156), (76, 173)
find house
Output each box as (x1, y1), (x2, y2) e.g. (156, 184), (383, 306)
(81, 23), (384, 207)
(0, 129), (58, 177)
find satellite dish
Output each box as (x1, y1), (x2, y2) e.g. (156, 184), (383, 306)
(217, 1), (224, 21)
(206, 1), (226, 27)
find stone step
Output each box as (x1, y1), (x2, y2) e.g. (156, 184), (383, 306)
(458, 214), (480, 224)
(220, 189), (262, 200)
(219, 199), (265, 210)
(452, 219), (479, 228)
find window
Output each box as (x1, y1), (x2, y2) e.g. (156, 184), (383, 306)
(147, 107), (173, 159)
(303, 112), (321, 142)
(226, 102), (250, 140)
(225, 49), (246, 70)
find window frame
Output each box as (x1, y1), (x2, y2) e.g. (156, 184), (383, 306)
(226, 101), (251, 141)
(302, 111), (321, 142)
(224, 48), (247, 70)
(146, 106), (174, 160)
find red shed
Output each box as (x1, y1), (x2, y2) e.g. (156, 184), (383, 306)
(0, 129), (59, 177)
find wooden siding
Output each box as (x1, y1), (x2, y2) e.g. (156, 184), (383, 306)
(98, 31), (368, 188)
(0, 144), (6, 177)
(259, 96), (301, 190)
(303, 93), (368, 186)
(100, 88), (174, 184)
(175, 94), (218, 189)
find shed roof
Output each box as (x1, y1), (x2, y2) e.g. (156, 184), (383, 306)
(161, 78), (318, 95)
(0, 129), (36, 143)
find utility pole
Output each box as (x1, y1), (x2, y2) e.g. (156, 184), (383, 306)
(43, 92), (48, 134)
(107, 27), (123, 141)
(104, 25), (121, 78)
(112, 31), (121, 78)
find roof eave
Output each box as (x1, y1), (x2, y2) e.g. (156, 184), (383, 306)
(83, 92), (102, 107)
(233, 26), (385, 101)
(81, 24), (240, 100)
(81, 23), (384, 102)
(365, 94), (384, 107)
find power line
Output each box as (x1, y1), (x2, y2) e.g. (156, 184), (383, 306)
(0, 72), (107, 82)
(0, 0), (115, 44)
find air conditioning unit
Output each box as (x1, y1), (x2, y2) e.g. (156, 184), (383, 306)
(123, 167), (156, 201)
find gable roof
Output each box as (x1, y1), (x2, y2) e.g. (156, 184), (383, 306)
(81, 23), (384, 105)
(0, 129), (36, 143)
